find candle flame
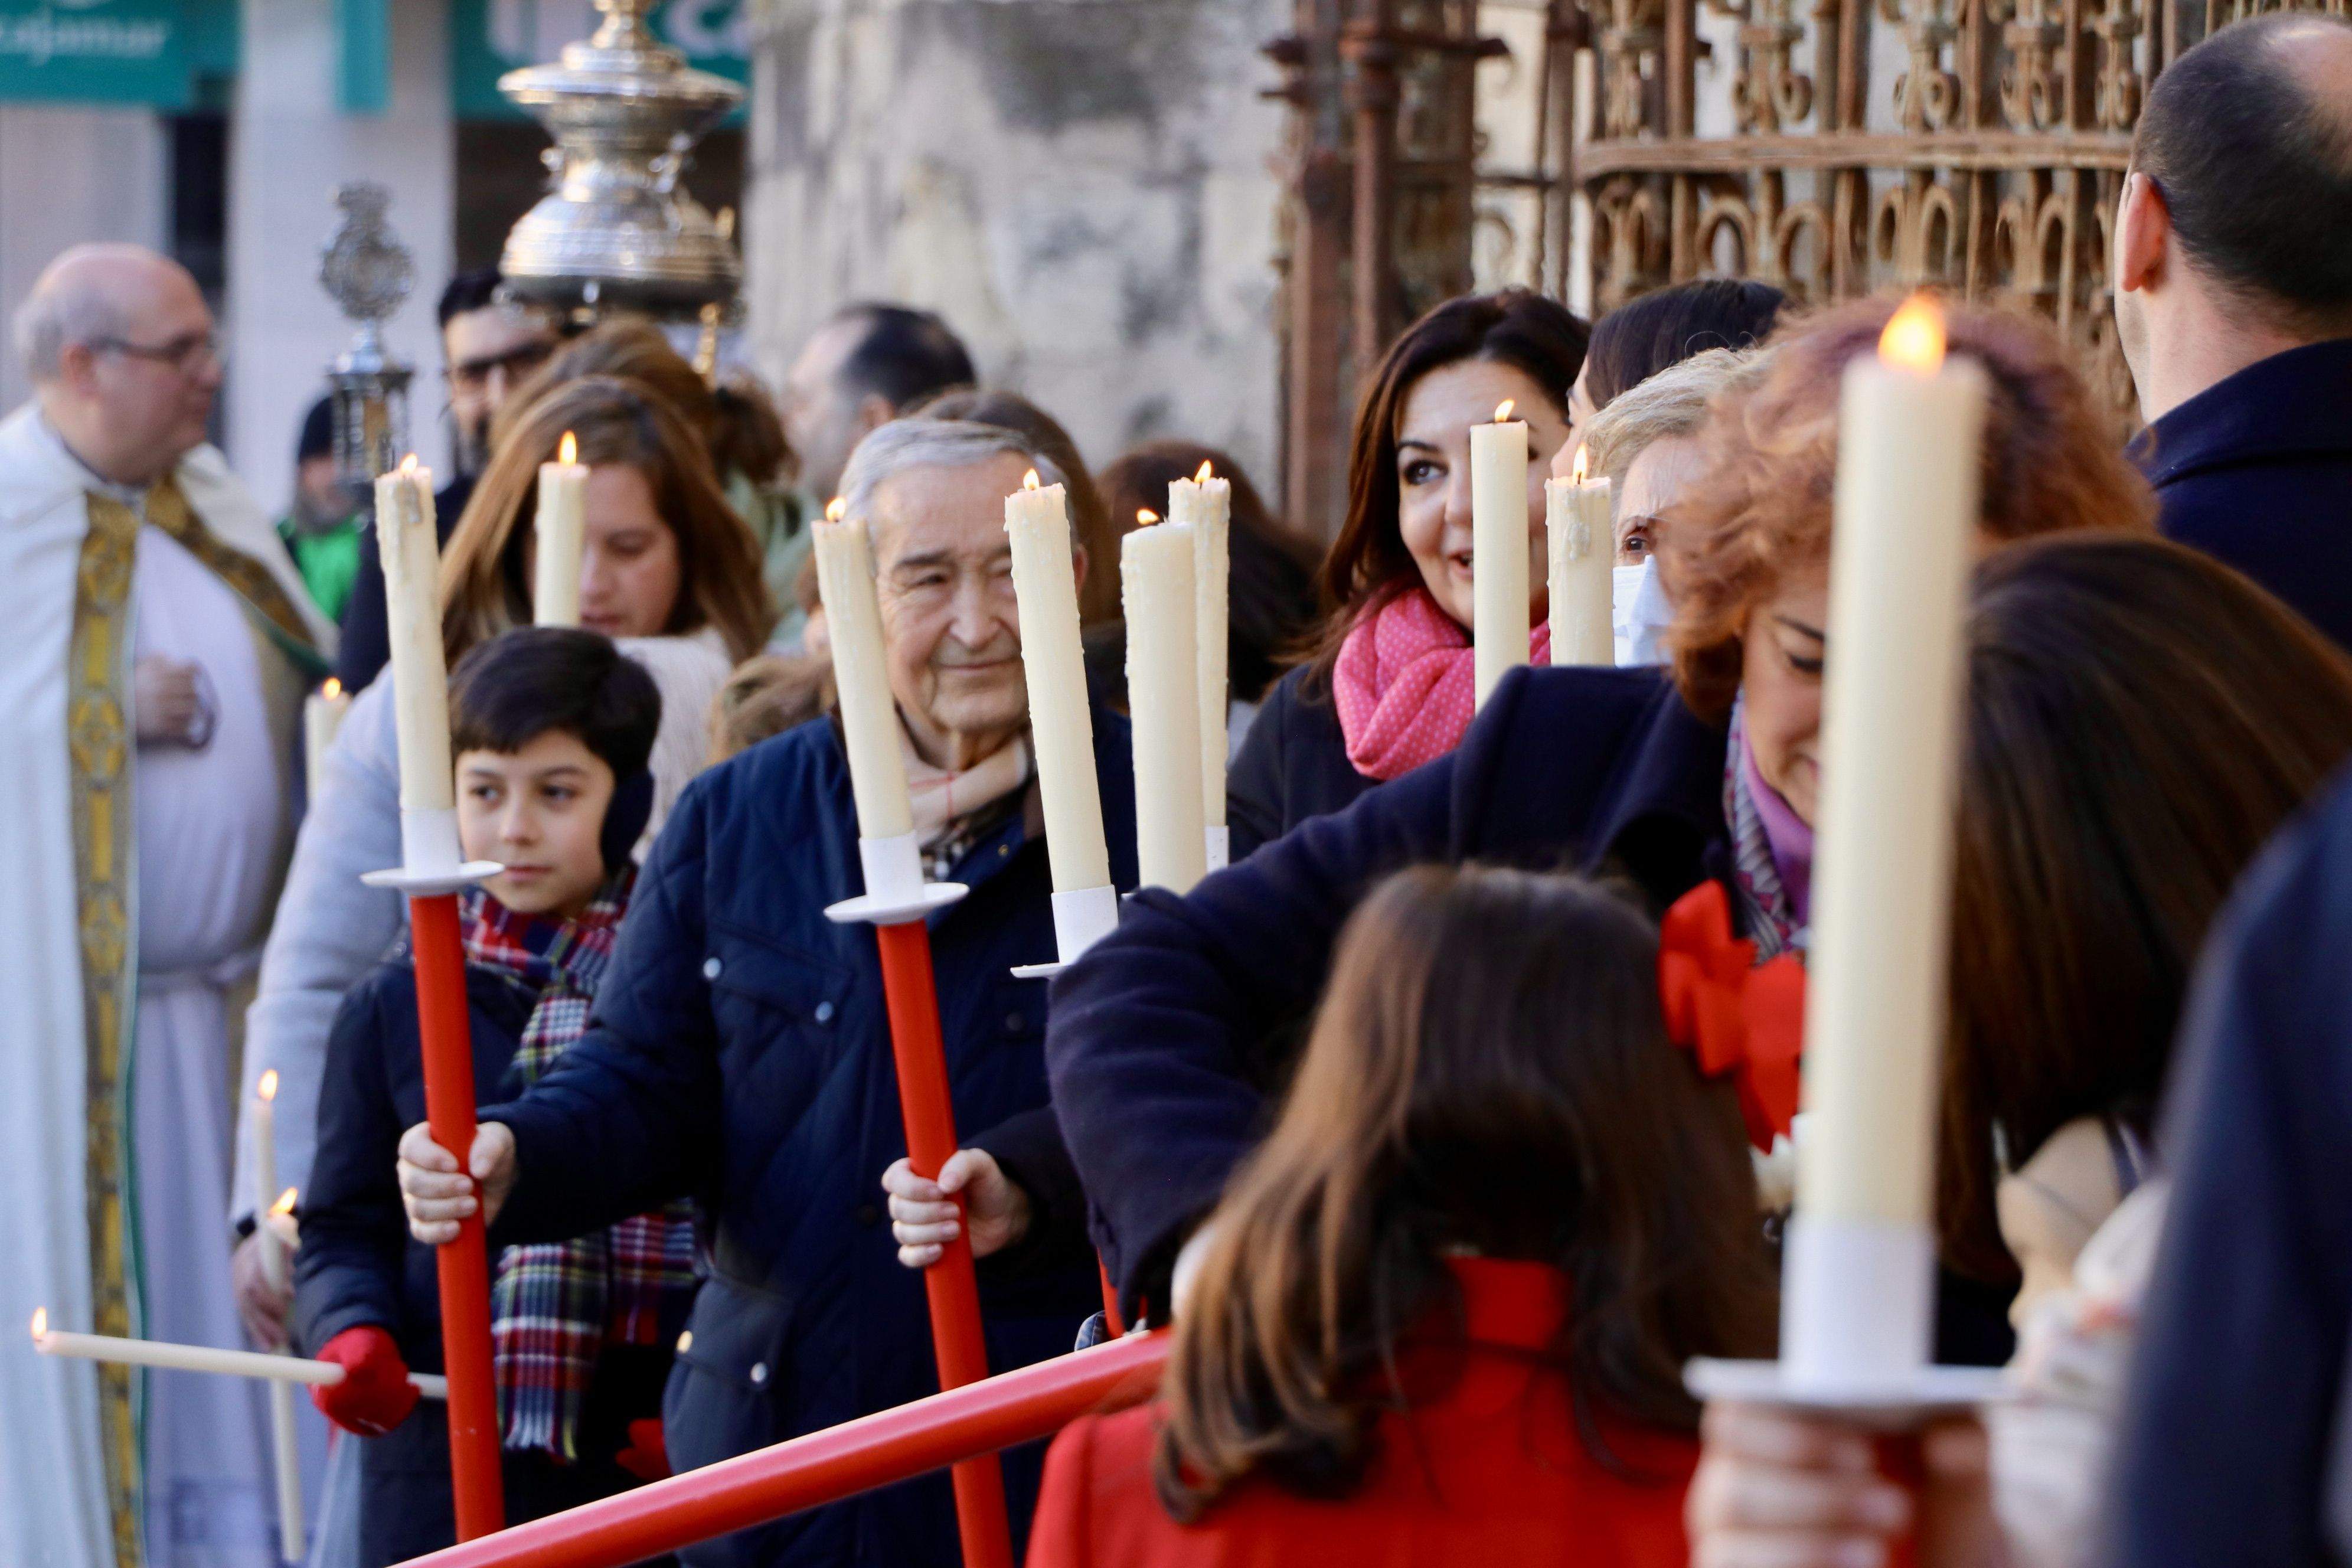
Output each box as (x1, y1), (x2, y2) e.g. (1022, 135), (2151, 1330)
(1494, 400), (1515, 423)
(272, 1188), (298, 1218)
(558, 431), (578, 466)
(1193, 460), (1214, 483)
(824, 496), (847, 524)
(30, 1308), (46, 1342)
(1022, 469), (1041, 491)
(1137, 508), (1159, 527)
(1571, 445), (1590, 485)
(321, 677), (341, 701)
(398, 453), (418, 475)
(1879, 295), (1947, 372)
(257, 1070), (278, 1103)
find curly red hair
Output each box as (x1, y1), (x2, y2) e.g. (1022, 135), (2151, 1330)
(1668, 295), (2155, 720)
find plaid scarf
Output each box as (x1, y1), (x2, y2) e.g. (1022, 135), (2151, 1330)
(461, 876), (701, 1460)
(1721, 699), (1804, 961)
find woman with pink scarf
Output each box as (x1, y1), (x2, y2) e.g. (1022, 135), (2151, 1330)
(1226, 290), (1589, 858)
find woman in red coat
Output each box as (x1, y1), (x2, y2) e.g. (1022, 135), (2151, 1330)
(1027, 864), (1778, 1568)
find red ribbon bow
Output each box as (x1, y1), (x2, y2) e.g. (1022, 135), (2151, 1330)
(1657, 881), (1807, 1150)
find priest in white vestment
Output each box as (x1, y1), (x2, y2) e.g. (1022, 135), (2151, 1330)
(0, 245), (335, 1568)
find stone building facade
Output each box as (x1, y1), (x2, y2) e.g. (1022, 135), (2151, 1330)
(744, 0), (1291, 495)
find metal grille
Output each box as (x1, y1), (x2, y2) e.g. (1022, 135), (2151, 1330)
(1270, 0), (2336, 535)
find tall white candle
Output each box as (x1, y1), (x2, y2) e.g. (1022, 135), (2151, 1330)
(533, 430), (589, 628)
(1123, 520), (1207, 894)
(1786, 296), (1987, 1384)
(373, 457), (453, 814)
(1471, 402), (1531, 708)
(811, 508), (915, 842)
(1545, 448), (1615, 667)
(1004, 472), (1111, 893)
(31, 1311), (447, 1397)
(253, 1073), (286, 1294)
(1168, 464), (1231, 838)
(302, 678), (350, 803)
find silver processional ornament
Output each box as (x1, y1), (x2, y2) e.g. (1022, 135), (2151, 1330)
(496, 0), (744, 325)
(318, 181), (417, 488)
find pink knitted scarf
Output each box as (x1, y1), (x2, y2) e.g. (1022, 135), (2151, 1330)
(1333, 587), (1552, 780)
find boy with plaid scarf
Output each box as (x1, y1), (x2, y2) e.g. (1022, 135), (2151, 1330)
(293, 628), (698, 1565)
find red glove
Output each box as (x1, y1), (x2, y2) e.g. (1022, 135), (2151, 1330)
(312, 1326), (422, 1436)
(615, 1417), (669, 1482)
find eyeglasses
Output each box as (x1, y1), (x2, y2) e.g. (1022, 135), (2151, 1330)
(90, 331), (221, 374)
(446, 339), (557, 394)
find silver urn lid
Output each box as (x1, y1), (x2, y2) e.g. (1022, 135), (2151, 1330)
(496, 0), (743, 320)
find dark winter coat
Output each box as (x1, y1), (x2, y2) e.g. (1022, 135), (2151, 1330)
(2103, 760), (2352, 1567)
(1225, 664), (1379, 860)
(1047, 665), (2016, 1363)
(2137, 337), (2352, 652)
(480, 707), (1138, 1568)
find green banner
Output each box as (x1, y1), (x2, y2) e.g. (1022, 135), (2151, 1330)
(450, 0), (747, 121)
(0, 0), (237, 109)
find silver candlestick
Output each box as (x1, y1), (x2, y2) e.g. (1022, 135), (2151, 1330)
(318, 181), (416, 488)
(496, 0), (744, 322)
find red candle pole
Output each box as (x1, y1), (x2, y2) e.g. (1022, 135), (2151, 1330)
(826, 838), (1012, 1568)
(410, 893), (506, 1540)
(393, 1331), (1168, 1568)
(873, 919), (1012, 1568)
(367, 848), (508, 1540)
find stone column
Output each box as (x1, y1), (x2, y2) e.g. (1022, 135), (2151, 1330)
(0, 107), (169, 414)
(227, 0), (456, 514)
(746, 0), (1287, 489)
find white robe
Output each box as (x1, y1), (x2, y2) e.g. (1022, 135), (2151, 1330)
(0, 403), (332, 1568)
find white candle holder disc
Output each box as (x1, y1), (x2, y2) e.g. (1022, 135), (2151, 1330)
(1683, 1358), (2008, 1430)
(1687, 1211), (2006, 1427)
(1011, 883), (1121, 979)
(824, 832), (969, 927)
(360, 808), (502, 896)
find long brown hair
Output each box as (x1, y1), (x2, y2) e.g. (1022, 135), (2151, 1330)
(1156, 865), (1775, 1517)
(1301, 290), (1592, 691)
(1940, 534), (2352, 1276)
(1670, 294), (2155, 721)
(498, 318), (795, 488)
(439, 375), (773, 664)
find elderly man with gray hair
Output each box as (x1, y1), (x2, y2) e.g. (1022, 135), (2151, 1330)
(390, 416), (1139, 1568)
(0, 243), (335, 1567)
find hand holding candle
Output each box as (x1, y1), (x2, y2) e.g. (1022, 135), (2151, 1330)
(1471, 401), (1533, 707)
(534, 431), (589, 628)
(1546, 447), (1615, 668)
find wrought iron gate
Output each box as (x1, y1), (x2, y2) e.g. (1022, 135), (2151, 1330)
(1270, 0), (2320, 537)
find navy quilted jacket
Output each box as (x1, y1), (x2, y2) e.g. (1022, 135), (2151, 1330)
(485, 706), (1137, 1568)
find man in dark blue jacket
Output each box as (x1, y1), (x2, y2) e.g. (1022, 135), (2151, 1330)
(2101, 761), (2352, 1565)
(2112, 13), (2352, 648)
(397, 422), (1135, 1568)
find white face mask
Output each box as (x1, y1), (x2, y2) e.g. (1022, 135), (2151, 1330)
(1614, 559), (1674, 667)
